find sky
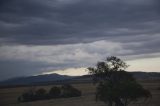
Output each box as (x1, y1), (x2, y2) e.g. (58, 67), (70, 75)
(0, 0), (160, 81)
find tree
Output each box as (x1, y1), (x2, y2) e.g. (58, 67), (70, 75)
(88, 56), (151, 106)
(61, 84), (81, 97)
(49, 86), (61, 98)
(34, 88), (47, 100)
(18, 85), (82, 102)
(19, 89), (35, 102)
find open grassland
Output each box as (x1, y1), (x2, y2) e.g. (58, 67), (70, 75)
(0, 80), (160, 106)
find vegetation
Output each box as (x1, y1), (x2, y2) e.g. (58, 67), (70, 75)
(61, 84), (82, 98)
(49, 86), (61, 98)
(1, 82), (159, 106)
(35, 88), (47, 100)
(18, 84), (81, 102)
(18, 89), (35, 102)
(88, 56), (152, 106)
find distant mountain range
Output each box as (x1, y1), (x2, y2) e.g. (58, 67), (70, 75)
(131, 72), (160, 79)
(0, 72), (160, 88)
(0, 74), (75, 87)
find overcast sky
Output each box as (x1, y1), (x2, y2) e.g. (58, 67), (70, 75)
(0, 0), (160, 81)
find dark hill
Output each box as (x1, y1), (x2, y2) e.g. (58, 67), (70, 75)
(0, 74), (75, 87)
(0, 72), (159, 88)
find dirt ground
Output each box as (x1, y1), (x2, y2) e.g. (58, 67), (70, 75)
(0, 80), (160, 106)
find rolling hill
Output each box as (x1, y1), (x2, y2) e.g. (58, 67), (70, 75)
(0, 72), (159, 88)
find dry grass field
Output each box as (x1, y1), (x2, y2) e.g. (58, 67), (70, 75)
(0, 80), (160, 106)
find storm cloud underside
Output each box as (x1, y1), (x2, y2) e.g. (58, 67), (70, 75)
(0, 0), (160, 80)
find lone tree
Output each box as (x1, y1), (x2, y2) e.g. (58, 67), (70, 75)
(88, 56), (151, 106)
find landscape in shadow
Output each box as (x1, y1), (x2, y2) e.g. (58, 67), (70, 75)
(0, 56), (160, 106)
(0, 0), (160, 106)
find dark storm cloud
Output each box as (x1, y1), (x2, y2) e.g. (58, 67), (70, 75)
(0, 59), (50, 80)
(0, 0), (160, 45)
(0, 58), (82, 81)
(0, 0), (160, 80)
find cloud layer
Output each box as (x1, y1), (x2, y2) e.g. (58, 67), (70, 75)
(0, 0), (160, 45)
(0, 0), (160, 80)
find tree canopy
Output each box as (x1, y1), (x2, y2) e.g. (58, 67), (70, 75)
(18, 84), (81, 102)
(88, 56), (151, 106)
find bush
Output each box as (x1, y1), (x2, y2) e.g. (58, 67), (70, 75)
(61, 84), (81, 98)
(18, 90), (35, 102)
(49, 86), (61, 98)
(18, 85), (81, 102)
(18, 88), (47, 102)
(34, 88), (47, 100)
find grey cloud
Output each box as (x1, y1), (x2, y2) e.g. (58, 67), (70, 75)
(0, 59), (51, 81)
(0, 0), (160, 80)
(0, 39), (160, 80)
(0, 41), (122, 81)
(0, 58), (85, 81)
(0, 0), (159, 45)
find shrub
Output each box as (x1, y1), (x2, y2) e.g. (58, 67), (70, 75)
(61, 84), (81, 98)
(18, 85), (81, 102)
(34, 88), (47, 100)
(49, 86), (61, 98)
(19, 90), (35, 102)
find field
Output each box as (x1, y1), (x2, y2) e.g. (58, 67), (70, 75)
(0, 80), (160, 106)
